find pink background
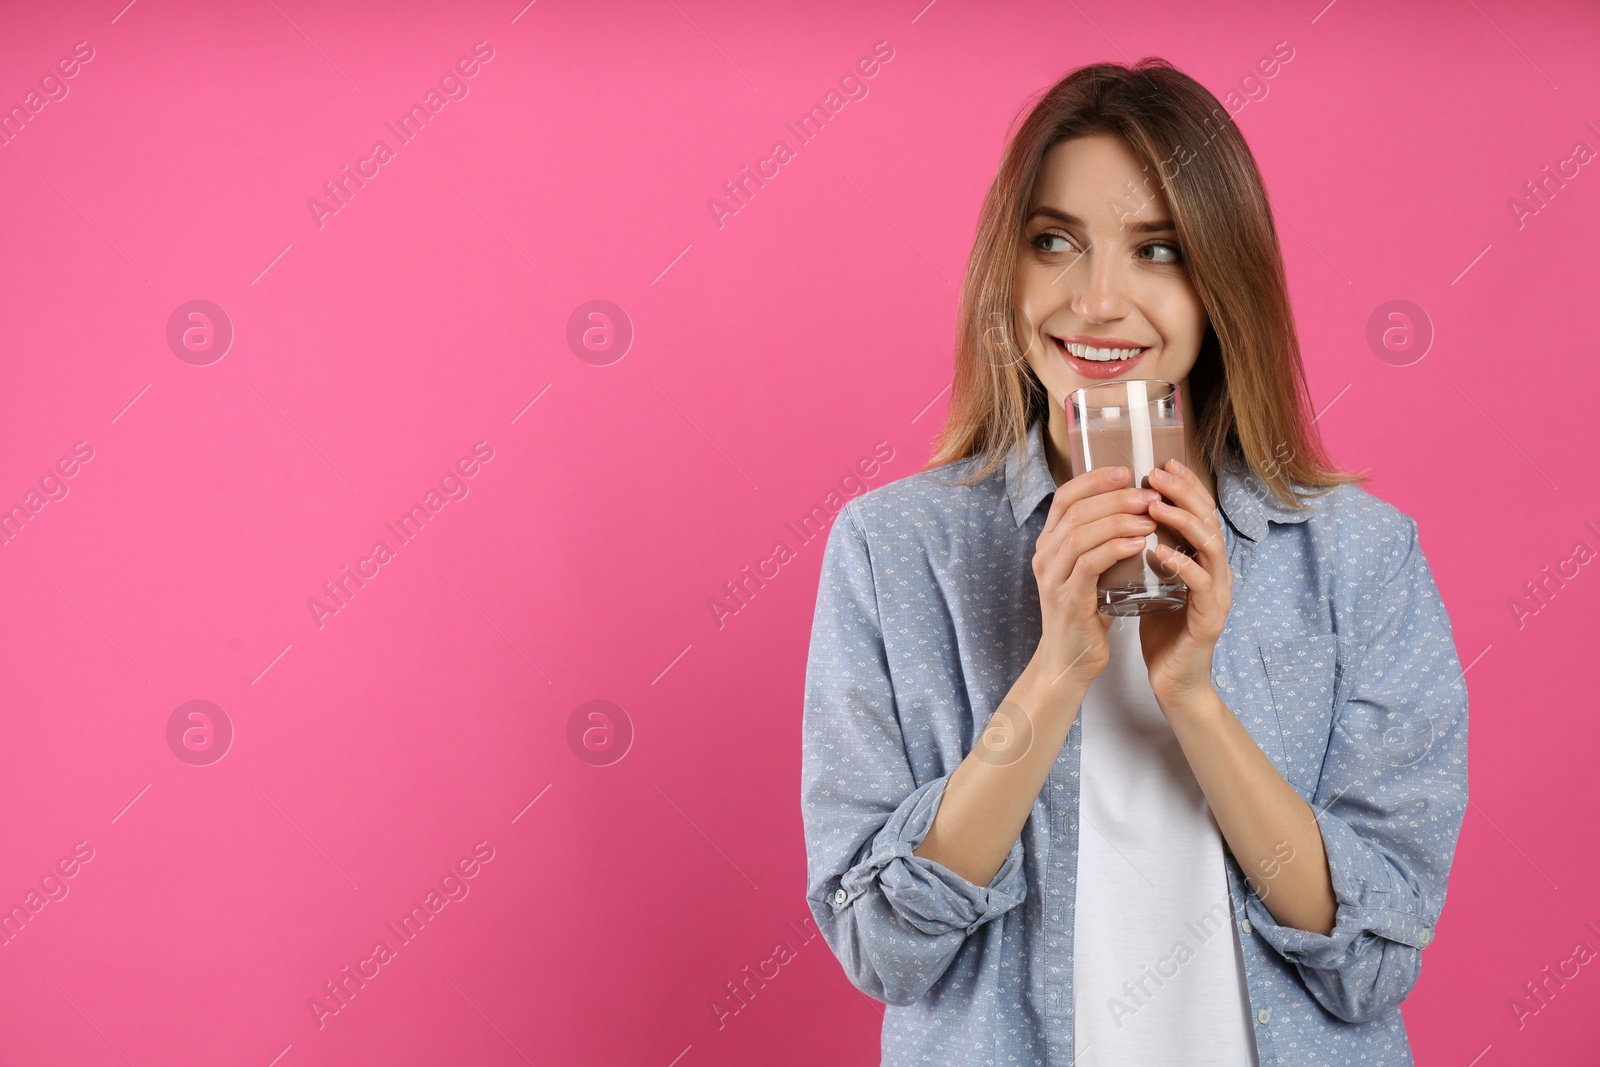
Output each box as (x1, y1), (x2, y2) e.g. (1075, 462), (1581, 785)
(1, 0), (1596, 1063)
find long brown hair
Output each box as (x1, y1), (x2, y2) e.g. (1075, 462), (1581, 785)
(923, 57), (1364, 508)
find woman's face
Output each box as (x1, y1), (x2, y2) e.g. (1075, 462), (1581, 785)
(1014, 132), (1209, 405)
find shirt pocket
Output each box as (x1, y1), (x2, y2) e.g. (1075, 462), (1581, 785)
(1258, 632), (1339, 795)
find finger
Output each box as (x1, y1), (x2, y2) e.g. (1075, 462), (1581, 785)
(1043, 465), (1134, 538)
(1154, 543), (1213, 592)
(1155, 521), (1230, 591)
(1153, 546), (1222, 620)
(1037, 467), (1152, 578)
(1039, 488), (1159, 572)
(1040, 479), (1157, 560)
(1067, 534), (1149, 589)
(1155, 544), (1231, 623)
(1040, 511), (1158, 587)
(1148, 499), (1226, 559)
(1147, 462), (1214, 520)
(1149, 463), (1222, 535)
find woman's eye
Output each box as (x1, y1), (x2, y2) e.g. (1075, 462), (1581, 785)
(1139, 241), (1183, 264)
(1033, 232), (1077, 255)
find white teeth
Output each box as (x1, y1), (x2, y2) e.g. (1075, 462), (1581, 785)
(1062, 341), (1144, 362)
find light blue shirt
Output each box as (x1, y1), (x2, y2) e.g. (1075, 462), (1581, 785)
(800, 415), (1469, 1065)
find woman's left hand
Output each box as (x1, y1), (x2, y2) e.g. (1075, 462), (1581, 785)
(1138, 458), (1234, 710)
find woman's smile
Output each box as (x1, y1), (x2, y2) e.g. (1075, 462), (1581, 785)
(1052, 335), (1152, 379)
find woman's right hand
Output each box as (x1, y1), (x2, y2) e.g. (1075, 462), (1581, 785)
(1030, 465), (1161, 691)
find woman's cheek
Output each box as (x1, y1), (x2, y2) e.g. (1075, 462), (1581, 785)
(1011, 293), (1051, 368)
(1153, 287), (1208, 362)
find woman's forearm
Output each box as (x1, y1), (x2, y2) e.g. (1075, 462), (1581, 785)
(915, 655), (1340, 937)
(912, 652), (1091, 888)
(1165, 688), (1338, 936)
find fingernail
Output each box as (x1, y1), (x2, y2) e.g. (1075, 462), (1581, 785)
(1140, 489), (1159, 503)
(1111, 466), (1128, 478)
(1170, 459), (1187, 473)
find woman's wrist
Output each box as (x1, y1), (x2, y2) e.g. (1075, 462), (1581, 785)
(1017, 646), (1095, 721)
(1153, 681), (1227, 725)
(1147, 637), (1222, 711)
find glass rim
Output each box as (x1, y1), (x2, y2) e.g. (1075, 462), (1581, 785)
(1064, 378), (1179, 409)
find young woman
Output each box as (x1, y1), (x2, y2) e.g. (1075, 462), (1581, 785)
(800, 59), (1468, 1066)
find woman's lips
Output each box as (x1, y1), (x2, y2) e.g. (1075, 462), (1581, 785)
(1053, 336), (1149, 379)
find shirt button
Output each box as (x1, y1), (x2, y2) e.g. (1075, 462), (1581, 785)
(1418, 928), (1432, 945)
(1257, 1008), (1271, 1024)
(833, 888), (847, 906)
(1214, 674), (1228, 690)
(1241, 919), (1253, 934)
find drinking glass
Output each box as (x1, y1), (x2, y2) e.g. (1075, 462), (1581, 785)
(1063, 379), (1195, 615)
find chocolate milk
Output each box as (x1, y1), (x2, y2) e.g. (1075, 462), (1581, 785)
(1068, 422), (1192, 592)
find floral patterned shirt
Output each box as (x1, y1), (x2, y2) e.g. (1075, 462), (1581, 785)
(800, 416), (1469, 1065)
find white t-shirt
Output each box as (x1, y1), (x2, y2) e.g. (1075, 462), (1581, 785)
(1073, 616), (1259, 1065)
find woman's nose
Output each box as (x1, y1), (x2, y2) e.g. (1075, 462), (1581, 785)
(1070, 252), (1129, 323)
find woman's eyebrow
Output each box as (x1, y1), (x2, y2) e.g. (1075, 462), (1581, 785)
(1027, 205), (1178, 234)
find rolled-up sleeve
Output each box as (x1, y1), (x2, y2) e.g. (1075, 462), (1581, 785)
(801, 502), (1027, 1007)
(1244, 515), (1469, 1023)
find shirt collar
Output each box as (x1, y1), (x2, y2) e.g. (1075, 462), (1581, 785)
(1003, 417), (1059, 529)
(1003, 416), (1315, 542)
